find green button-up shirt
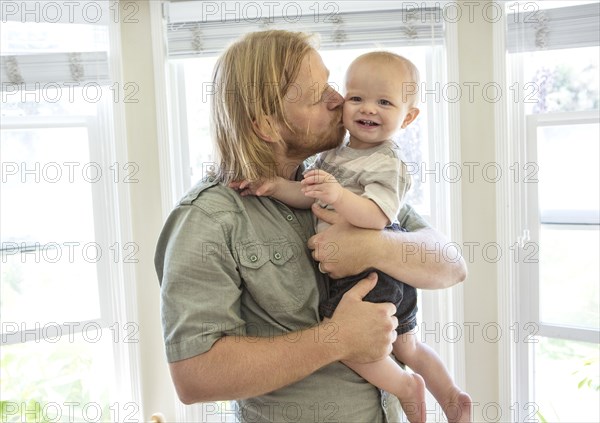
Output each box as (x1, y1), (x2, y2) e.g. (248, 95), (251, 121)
(155, 179), (429, 423)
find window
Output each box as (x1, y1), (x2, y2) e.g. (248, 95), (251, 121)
(526, 112), (599, 423)
(1, 4), (139, 422)
(500, 2), (599, 422)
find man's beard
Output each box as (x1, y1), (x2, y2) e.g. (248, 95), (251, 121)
(283, 117), (346, 161)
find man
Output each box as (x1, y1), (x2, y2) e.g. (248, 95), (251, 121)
(155, 30), (467, 422)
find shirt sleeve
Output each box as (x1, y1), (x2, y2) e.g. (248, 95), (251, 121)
(358, 151), (411, 224)
(397, 203), (431, 232)
(155, 204), (246, 363)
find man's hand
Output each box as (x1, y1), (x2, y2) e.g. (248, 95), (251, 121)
(308, 203), (375, 278)
(328, 273), (398, 363)
(301, 169), (344, 205)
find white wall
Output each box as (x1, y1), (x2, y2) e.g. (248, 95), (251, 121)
(119, 1), (177, 420)
(457, 5), (500, 422)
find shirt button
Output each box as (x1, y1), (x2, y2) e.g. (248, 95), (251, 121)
(249, 255), (258, 262)
(274, 252), (282, 260)
(286, 214), (293, 221)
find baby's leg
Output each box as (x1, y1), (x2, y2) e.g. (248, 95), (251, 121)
(393, 331), (472, 423)
(344, 357), (426, 423)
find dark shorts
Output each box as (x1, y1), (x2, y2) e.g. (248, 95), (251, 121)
(318, 227), (418, 335)
(319, 269), (418, 335)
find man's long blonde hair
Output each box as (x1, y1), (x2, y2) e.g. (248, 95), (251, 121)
(210, 30), (315, 184)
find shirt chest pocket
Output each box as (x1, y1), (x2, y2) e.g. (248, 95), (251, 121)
(236, 240), (306, 313)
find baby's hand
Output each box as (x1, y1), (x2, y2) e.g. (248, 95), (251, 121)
(301, 169), (344, 205)
(228, 178), (281, 197)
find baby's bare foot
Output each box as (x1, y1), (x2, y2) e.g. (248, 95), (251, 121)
(443, 389), (472, 423)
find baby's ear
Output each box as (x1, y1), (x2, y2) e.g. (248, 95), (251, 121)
(252, 115), (279, 143)
(401, 107), (420, 129)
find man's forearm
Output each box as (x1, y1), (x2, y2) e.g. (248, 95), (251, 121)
(169, 276), (398, 405)
(170, 326), (341, 404)
(372, 227), (467, 289)
(308, 206), (467, 287)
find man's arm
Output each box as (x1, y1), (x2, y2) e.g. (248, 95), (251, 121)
(169, 275), (398, 404)
(158, 199), (396, 404)
(308, 204), (467, 289)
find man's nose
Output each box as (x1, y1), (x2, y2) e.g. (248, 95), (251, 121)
(325, 89), (344, 110)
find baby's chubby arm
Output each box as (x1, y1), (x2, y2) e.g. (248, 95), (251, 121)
(302, 169), (389, 229)
(229, 177), (314, 208)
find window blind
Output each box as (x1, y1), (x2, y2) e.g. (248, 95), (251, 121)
(166, 6), (445, 58)
(0, 51), (110, 91)
(506, 2), (600, 53)
(0, 0), (112, 92)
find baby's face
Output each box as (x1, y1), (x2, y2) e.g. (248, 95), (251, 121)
(343, 59), (418, 149)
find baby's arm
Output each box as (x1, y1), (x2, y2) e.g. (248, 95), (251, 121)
(302, 169), (389, 229)
(230, 177), (314, 209)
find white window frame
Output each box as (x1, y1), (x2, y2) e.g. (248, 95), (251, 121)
(525, 111), (600, 345)
(0, 100), (141, 409)
(0, 114), (112, 343)
(0, 14), (142, 415)
(495, 3), (600, 421)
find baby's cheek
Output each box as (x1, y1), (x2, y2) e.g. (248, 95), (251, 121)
(342, 103), (353, 126)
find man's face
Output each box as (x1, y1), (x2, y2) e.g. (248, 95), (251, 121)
(276, 50), (346, 160)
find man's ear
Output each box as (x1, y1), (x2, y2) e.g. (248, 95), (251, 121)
(401, 107), (420, 129)
(252, 115), (279, 143)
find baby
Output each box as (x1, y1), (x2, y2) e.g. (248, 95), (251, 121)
(234, 52), (471, 423)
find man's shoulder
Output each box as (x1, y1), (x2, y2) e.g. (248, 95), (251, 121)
(178, 178), (243, 215)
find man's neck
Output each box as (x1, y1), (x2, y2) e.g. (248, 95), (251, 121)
(276, 159), (302, 180)
(272, 145), (304, 180)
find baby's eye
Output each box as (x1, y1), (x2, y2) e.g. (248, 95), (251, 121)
(348, 96), (362, 102)
(379, 99), (392, 106)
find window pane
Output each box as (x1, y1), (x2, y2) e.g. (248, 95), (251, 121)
(1, 128), (96, 243)
(537, 123), (599, 223)
(523, 46), (599, 114)
(1, 126), (102, 327)
(2, 86), (100, 117)
(1, 252), (101, 328)
(0, 22), (108, 54)
(181, 57), (219, 183)
(534, 337), (599, 423)
(539, 225), (599, 329)
(0, 331), (117, 422)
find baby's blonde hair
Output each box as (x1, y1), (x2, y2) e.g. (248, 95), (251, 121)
(347, 51), (420, 107)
